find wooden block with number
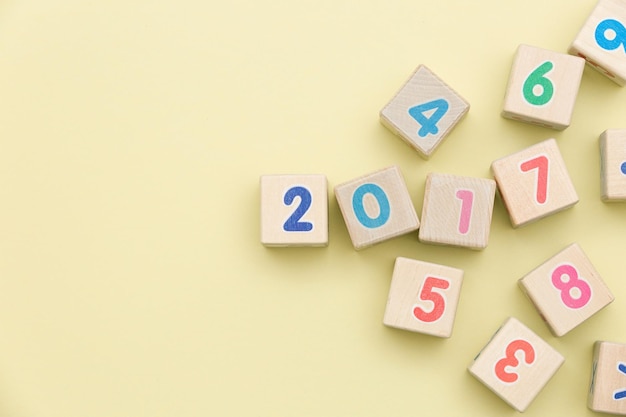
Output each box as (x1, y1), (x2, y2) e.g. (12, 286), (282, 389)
(260, 174), (328, 247)
(600, 129), (626, 201)
(501, 44), (585, 130)
(569, 0), (626, 85)
(383, 257), (464, 338)
(380, 65), (470, 159)
(491, 138), (579, 228)
(519, 243), (614, 337)
(468, 317), (565, 412)
(334, 165), (419, 250)
(589, 341), (626, 415)
(418, 173), (496, 250)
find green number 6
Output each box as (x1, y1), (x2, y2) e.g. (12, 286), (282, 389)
(522, 61), (554, 106)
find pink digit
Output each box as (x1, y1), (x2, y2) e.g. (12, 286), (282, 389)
(520, 155), (549, 204)
(551, 263), (592, 309)
(455, 189), (474, 234)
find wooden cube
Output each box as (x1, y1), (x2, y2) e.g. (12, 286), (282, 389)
(491, 138), (579, 227)
(468, 317), (565, 412)
(334, 166), (419, 250)
(569, 0), (626, 85)
(519, 243), (614, 337)
(260, 174), (328, 247)
(380, 65), (470, 159)
(383, 257), (464, 338)
(589, 341), (626, 415)
(418, 173), (496, 250)
(502, 44), (585, 130)
(600, 129), (626, 201)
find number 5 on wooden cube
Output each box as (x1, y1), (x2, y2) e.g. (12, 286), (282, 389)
(588, 341), (626, 415)
(418, 173), (496, 250)
(383, 257), (463, 338)
(334, 166), (420, 250)
(380, 65), (470, 159)
(468, 317), (564, 412)
(502, 44), (585, 130)
(519, 243), (614, 337)
(260, 174), (328, 247)
(491, 138), (579, 227)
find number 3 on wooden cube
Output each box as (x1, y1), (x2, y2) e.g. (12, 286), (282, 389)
(260, 174), (328, 247)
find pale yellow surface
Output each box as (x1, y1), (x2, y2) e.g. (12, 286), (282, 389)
(0, 1), (625, 416)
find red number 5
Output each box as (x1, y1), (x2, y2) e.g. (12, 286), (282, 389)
(495, 339), (536, 383)
(413, 276), (450, 323)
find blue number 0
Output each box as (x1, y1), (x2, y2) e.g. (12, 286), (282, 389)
(283, 186), (313, 232)
(595, 18), (626, 53)
(352, 183), (390, 229)
(408, 98), (449, 137)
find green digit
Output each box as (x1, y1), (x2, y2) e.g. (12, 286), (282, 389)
(522, 61), (554, 106)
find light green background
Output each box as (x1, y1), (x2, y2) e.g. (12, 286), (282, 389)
(0, 0), (625, 416)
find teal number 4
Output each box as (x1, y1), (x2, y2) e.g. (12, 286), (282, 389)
(408, 98), (449, 137)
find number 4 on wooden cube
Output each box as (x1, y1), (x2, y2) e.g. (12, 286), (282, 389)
(502, 44), (585, 130)
(380, 65), (470, 159)
(468, 317), (564, 412)
(260, 174), (328, 247)
(589, 341), (626, 415)
(491, 138), (579, 228)
(383, 257), (464, 338)
(519, 243), (614, 337)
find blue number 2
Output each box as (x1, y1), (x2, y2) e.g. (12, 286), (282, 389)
(614, 363), (626, 400)
(595, 18), (626, 53)
(408, 98), (449, 137)
(352, 183), (390, 229)
(283, 186), (313, 232)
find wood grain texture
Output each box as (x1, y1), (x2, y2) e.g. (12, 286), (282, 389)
(588, 341), (626, 415)
(501, 44), (585, 130)
(600, 129), (626, 201)
(380, 65), (469, 159)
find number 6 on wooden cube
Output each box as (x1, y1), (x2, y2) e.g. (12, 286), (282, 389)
(383, 257), (464, 338)
(468, 317), (564, 412)
(260, 174), (328, 247)
(519, 243), (614, 337)
(491, 138), (579, 227)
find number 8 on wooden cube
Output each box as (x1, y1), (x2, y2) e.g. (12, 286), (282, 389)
(468, 317), (564, 412)
(383, 257), (464, 338)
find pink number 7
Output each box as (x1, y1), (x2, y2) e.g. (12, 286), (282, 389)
(520, 155), (549, 204)
(455, 189), (474, 234)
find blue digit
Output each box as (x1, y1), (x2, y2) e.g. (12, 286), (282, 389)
(283, 186), (313, 232)
(408, 98), (449, 137)
(595, 18), (626, 52)
(614, 363), (626, 400)
(352, 183), (390, 228)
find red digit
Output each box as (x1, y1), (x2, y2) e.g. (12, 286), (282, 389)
(494, 339), (536, 383)
(413, 276), (450, 323)
(520, 155), (549, 204)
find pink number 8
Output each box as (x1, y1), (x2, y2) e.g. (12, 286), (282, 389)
(551, 264), (592, 309)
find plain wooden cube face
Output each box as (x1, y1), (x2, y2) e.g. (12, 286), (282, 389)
(519, 243), (614, 337)
(491, 138), (579, 227)
(468, 317), (565, 412)
(334, 166), (420, 250)
(600, 129), (626, 201)
(260, 175), (328, 247)
(380, 65), (470, 159)
(589, 341), (626, 414)
(569, 0), (626, 85)
(419, 173), (496, 250)
(502, 44), (585, 130)
(383, 257), (464, 338)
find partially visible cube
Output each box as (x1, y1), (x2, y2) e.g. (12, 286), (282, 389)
(418, 173), (496, 250)
(600, 129), (626, 201)
(502, 44), (585, 130)
(334, 166), (420, 250)
(468, 317), (565, 412)
(569, 0), (626, 85)
(519, 243), (614, 337)
(260, 174), (328, 247)
(383, 257), (464, 338)
(491, 138), (579, 227)
(380, 65), (470, 159)
(589, 341), (626, 415)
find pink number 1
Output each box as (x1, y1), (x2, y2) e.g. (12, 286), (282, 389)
(455, 189), (474, 234)
(520, 155), (549, 204)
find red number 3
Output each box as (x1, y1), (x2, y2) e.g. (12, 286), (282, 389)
(494, 339), (536, 383)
